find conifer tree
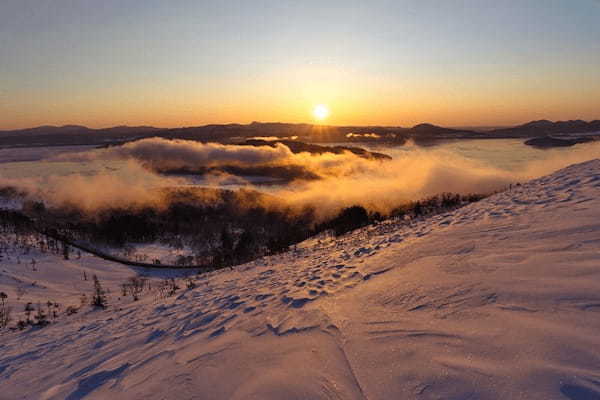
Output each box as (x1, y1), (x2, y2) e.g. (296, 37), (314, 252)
(91, 275), (107, 308)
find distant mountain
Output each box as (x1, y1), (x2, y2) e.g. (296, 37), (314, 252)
(1, 119), (599, 148)
(0, 125), (162, 137)
(520, 120), (554, 128)
(0, 125), (89, 136)
(409, 123), (476, 136)
(0, 122), (476, 144)
(0, 125), (165, 147)
(489, 120), (600, 138)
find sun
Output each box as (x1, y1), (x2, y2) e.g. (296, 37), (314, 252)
(313, 104), (329, 121)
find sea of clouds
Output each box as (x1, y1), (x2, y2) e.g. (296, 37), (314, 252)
(2, 137), (600, 219)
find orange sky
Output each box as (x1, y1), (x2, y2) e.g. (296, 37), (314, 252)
(2, 1), (599, 130)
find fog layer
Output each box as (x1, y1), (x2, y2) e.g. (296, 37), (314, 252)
(4, 138), (600, 219)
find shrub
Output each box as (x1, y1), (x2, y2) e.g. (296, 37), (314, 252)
(34, 303), (48, 326)
(185, 277), (196, 290)
(327, 206), (370, 236)
(24, 302), (34, 324)
(91, 275), (107, 308)
(158, 278), (180, 298)
(66, 305), (79, 315)
(0, 292), (10, 329)
(121, 276), (147, 301)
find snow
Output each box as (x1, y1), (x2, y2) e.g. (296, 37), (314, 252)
(102, 242), (196, 266)
(2, 160), (600, 399)
(0, 233), (196, 316)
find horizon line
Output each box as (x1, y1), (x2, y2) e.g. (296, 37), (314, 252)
(3, 118), (600, 132)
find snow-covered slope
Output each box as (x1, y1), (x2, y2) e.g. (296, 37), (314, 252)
(3, 160), (600, 399)
(0, 234), (196, 319)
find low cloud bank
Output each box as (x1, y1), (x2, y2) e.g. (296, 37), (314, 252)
(4, 138), (600, 220)
(274, 142), (600, 219)
(58, 138), (295, 171)
(0, 161), (183, 212)
(56, 137), (388, 180)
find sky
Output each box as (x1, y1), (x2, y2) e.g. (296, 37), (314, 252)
(1, 0), (599, 129)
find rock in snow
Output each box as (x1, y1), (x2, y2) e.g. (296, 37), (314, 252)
(3, 160), (600, 399)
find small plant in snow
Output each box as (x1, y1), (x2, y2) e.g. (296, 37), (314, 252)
(24, 302), (34, 324)
(65, 305), (79, 315)
(0, 292), (10, 329)
(185, 277), (196, 290)
(121, 276), (147, 301)
(167, 278), (180, 296)
(91, 275), (107, 308)
(157, 278), (180, 298)
(34, 302), (48, 326)
(47, 301), (59, 321)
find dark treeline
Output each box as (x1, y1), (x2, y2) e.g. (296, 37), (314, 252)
(21, 188), (317, 268)
(2, 189), (487, 271)
(0, 209), (72, 259)
(317, 192), (486, 236)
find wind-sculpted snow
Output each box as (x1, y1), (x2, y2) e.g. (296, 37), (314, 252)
(3, 160), (600, 398)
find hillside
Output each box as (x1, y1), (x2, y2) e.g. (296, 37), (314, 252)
(0, 122), (478, 147)
(489, 119), (600, 138)
(2, 161), (600, 399)
(0, 125), (163, 147)
(3, 119), (600, 148)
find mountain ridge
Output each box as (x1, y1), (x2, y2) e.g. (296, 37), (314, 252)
(1, 119), (599, 147)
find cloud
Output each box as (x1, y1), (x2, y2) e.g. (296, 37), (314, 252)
(346, 133), (381, 139)
(57, 138), (296, 171)
(268, 141), (600, 219)
(1, 160), (184, 212)
(55, 137), (388, 180)
(248, 136), (299, 141)
(5, 138), (600, 220)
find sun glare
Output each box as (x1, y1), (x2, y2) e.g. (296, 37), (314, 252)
(313, 104), (329, 121)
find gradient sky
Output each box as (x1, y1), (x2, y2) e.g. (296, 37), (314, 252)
(1, 0), (599, 129)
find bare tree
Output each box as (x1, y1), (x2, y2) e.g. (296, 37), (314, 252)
(121, 276), (147, 301)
